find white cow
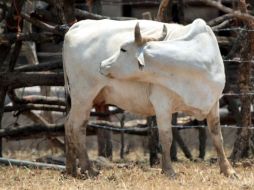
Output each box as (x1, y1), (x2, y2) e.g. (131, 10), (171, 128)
(63, 19), (236, 178)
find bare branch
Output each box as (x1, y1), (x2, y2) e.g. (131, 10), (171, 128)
(190, 0), (254, 21)
(208, 13), (235, 26)
(4, 104), (66, 113)
(21, 13), (65, 35)
(212, 20), (232, 30)
(8, 95), (65, 106)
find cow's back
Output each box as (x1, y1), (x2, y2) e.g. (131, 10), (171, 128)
(63, 19), (182, 97)
(63, 19), (183, 71)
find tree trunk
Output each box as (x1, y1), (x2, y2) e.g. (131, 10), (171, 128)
(231, 0), (253, 161)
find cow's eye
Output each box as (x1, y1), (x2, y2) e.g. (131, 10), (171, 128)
(120, 48), (127, 52)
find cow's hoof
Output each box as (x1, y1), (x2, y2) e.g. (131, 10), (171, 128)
(230, 173), (239, 179)
(161, 170), (177, 179)
(227, 171), (239, 179)
(64, 167), (77, 177)
(78, 168), (100, 179)
(221, 168), (238, 179)
(61, 170), (77, 178)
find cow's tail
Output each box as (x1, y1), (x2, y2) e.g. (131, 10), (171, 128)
(62, 45), (71, 114)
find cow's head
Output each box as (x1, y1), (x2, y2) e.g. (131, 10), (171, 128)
(100, 22), (167, 79)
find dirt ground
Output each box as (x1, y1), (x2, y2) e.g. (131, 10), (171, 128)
(0, 149), (253, 190)
(1, 112), (253, 190)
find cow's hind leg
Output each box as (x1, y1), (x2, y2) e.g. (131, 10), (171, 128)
(207, 101), (237, 178)
(65, 116), (77, 176)
(65, 103), (98, 178)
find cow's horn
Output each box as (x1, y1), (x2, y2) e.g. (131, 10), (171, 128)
(157, 25), (167, 41)
(142, 24), (167, 43)
(135, 22), (143, 45)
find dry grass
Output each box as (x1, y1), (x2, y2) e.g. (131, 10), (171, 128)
(0, 161), (253, 190)
(0, 150), (253, 190)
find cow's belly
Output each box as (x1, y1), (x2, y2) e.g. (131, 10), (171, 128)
(150, 85), (209, 121)
(100, 80), (209, 120)
(102, 80), (155, 116)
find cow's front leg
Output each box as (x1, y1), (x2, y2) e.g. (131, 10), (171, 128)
(207, 101), (237, 178)
(150, 89), (175, 177)
(157, 114), (175, 177)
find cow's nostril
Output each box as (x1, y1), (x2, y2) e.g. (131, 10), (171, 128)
(99, 65), (109, 76)
(106, 73), (113, 78)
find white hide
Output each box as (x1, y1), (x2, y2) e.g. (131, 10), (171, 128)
(63, 19), (235, 177)
(100, 19), (225, 117)
(63, 19), (183, 113)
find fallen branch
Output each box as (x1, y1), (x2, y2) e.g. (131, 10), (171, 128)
(0, 123), (65, 140)
(14, 60), (62, 72)
(0, 121), (148, 140)
(0, 32), (55, 45)
(0, 157), (65, 170)
(0, 72), (64, 89)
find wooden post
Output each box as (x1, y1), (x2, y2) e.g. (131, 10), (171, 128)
(120, 114), (125, 159)
(0, 89), (6, 157)
(170, 113), (178, 161)
(96, 105), (112, 160)
(92, 0), (102, 14)
(0, 0), (26, 157)
(157, 0), (173, 22)
(231, 0), (253, 161)
(198, 126), (206, 159)
(172, 128), (193, 160)
(147, 116), (160, 166)
(63, 0), (76, 25)
(177, 0), (185, 23)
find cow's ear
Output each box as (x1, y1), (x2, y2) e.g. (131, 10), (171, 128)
(136, 51), (145, 70)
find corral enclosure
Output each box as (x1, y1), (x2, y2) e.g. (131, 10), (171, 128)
(0, 0), (254, 189)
